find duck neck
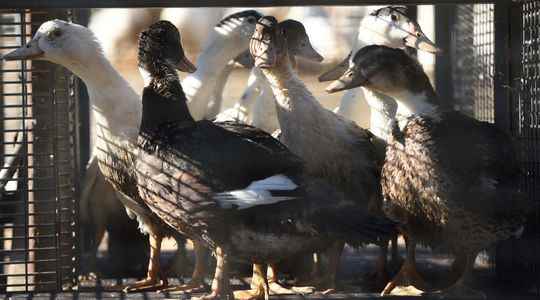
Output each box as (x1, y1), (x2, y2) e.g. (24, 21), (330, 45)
(140, 62), (194, 132)
(260, 54), (331, 155)
(69, 52), (141, 143)
(261, 54), (314, 115)
(182, 34), (247, 119)
(362, 88), (397, 142)
(392, 88), (441, 128)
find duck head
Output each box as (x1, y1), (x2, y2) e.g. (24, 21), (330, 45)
(249, 16), (323, 68)
(325, 45), (433, 99)
(318, 6), (441, 82)
(1, 20), (105, 76)
(138, 20), (196, 74)
(364, 6), (441, 54)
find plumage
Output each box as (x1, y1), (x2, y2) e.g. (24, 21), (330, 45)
(326, 45), (531, 298)
(319, 6), (440, 140)
(1, 19), (207, 293)
(135, 21), (397, 299)
(182, 10), (262, 120)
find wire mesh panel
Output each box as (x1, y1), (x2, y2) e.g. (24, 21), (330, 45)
(451, 4), (495, 122)
(0, 9), (79, 292)
(512, 0), (540, 291)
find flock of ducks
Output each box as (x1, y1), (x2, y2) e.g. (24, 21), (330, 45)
(2, 6), (532, 300)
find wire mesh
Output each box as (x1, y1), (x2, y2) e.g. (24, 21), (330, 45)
(515, 0), (540, 291)
(0, 9), (79, 293)
(452, 4), (494, 122)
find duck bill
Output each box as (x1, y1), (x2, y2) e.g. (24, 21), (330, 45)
(404, 25), (442, 54)
(318, 52), (351, 82)
(174, 56), (197, 73)
(325, 71), (366, 94)
(2, 39), (44, 61)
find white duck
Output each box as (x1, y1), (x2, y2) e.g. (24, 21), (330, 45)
(2, 19), (205, 293)
(181, 10), (262, 120)
(319, 6), (441, 141)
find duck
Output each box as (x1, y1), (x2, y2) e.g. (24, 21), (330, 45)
(325, 45), (531, 299)
(181, 10), (262, 120)
(319, 6), (440, 138)
(215, 19), (324, 134)
(250, 16), (391, 291)
(134, 20), (397, 300)
(1, 19), (206, 293)
(319, 5), (442, 272)
(319, 6), (439, 134)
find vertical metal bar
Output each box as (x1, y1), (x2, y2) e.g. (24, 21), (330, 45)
(19, 9), (29, 293)
(494, 1), (511, 132)
(52, 43), (60, 294)
(435, 4), (455, 105)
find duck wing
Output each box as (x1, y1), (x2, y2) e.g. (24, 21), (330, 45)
(426, 112), (529, 219)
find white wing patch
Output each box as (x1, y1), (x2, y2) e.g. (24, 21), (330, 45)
(214, 174), (298, 210)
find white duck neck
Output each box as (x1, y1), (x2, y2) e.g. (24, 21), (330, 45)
(182, 34), (246, 120)
(393, 90), (440, 128)
(361, 88), (397, 141)
(261, 55), (333, 152)
(70, 52), (141, 143)
(261, 56), (313, 114)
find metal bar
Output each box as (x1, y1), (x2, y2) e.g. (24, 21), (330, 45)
(0, 80), (32, 84)
(0, 233), (71, 242)
(0, 92), (32, 96)
(0, 272), (57, 277)
(0, 247), (60, 254)
(0, 282), (57, 288)
(0, 223), (70, 229)
(0, 177), (55, 182)
(494, 1), (512, 132)
(0, 0), (500, 9)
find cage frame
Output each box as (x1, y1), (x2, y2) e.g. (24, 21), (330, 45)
(0, 0), (538, 295)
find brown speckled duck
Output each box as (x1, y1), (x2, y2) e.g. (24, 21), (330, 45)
(326, 45), (531, 299)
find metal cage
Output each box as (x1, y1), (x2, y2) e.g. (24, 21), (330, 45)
(0, 0), (537, 296)
(0, 9), (80, 292)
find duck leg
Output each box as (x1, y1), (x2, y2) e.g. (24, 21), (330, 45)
(429, 252), (486, 299)
(390, 235), (404, 269)
(364, 240), (390, 290)
(194, 247), (234, 300)
(234, 264), (270, 300)
(380, 234), (427, 296)
(159, 240), (208, 293)
(123, 232), (168, 292)
(266, 264), (315, 295)
(314, 241), (344, 294)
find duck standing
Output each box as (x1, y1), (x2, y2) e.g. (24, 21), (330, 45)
(250, 16), (391, 292)
(1, 19), (203, 293)
(134, 21), (397, 300)
(326, 45), (531, 299)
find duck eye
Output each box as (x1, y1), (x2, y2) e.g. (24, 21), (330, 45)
(391, 14), (398, 22)
(416, 31), (422, 37)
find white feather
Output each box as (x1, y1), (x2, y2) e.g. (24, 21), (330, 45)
(215, 175), (298, 210)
